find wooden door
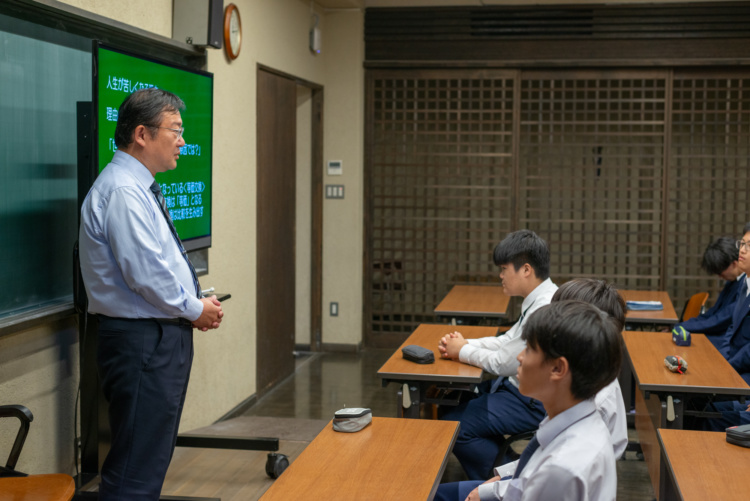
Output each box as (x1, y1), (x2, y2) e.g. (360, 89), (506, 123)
(256, 69), (296, 394)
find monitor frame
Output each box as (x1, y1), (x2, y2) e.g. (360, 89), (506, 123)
(92, 40), (214, 252)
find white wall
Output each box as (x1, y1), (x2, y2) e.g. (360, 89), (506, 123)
(321, 10), (365, 346)
(61, 0), (173, 37)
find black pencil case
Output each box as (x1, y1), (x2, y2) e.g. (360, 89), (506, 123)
(401, 344), (435, 364)
(726, 423), (750, 448)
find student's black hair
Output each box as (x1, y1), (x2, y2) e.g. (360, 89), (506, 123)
(492, 230), (550, 280)
(700, 237), (739, 276)
(521, 301), (622, 401)
(552, 278), (625, 332)
(114, 88), (185, 148)
(744, 222), (750, 235)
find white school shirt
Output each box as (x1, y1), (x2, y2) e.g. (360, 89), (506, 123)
(595, 378), (628, 458)
(458, 278), (558, 382)
(489, 379), (627, 476)
(479, 399), (617, 501)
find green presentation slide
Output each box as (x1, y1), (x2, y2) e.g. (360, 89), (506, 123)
(97, 45), (213, 247)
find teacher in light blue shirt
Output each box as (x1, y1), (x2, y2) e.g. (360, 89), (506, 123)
(79, 88), (223, 501)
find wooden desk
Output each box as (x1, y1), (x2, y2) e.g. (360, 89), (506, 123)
(434, 285), (510, 322)
(623, 331), (750, 499)
(620, 290), (679, 325)
(619, 290), (679, 410)
(259, 417), (459, 501)
(624, 331), (749, 400)
(378, 324), (496, 418)
(658, 429), (746, 501)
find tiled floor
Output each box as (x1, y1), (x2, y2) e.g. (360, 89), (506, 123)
(241, 349), (655, 500)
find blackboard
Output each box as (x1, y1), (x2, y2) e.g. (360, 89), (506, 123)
(0, 13), (91, 323)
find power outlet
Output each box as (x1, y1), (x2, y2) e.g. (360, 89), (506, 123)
(330, 302), (339, 316)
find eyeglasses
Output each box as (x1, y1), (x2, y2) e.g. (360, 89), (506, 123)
(153, 126), (184, 138)
(736, 240), (750, 252)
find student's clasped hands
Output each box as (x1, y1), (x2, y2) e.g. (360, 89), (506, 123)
(438, 331), (468, 360)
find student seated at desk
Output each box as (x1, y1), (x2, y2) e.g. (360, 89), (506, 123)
(435, 301), (621, 501)
(548, 279), (628, 459)
(693, 228), (750, 428)
(438, 230), (557, 480)
(446, 279), (628, 484)
(673, 236), (744, 351)
(715, 227), (750, 384)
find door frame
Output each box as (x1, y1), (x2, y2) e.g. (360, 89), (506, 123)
(257, 64), (324, 353)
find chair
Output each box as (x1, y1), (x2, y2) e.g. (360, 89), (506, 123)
(0, 405), (75, 501)
(492, 431), (535, 472)
(372, 260), (404, 314)
(681, 292), (709, 322)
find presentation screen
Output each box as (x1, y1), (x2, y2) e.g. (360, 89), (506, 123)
(94, 43), (213, 251)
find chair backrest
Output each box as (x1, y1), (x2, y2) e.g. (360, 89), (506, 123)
(0, 405), (33, 472)
(0, 405), (75, 501)
(682, 292), (709, 322)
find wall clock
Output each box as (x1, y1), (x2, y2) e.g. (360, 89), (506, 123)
(223, 4), (241, 60)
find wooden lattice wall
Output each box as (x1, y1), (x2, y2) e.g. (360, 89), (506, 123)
(667, 70), (750, 300)
(519, 70), (667, 291)
(365, 68), (750, 347)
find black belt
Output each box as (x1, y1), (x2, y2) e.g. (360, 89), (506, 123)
(155, 317), (193, 328)
(97, 314), (192, 328)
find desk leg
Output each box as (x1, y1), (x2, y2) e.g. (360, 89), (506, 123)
(637, 390), (687, 501)
(658, 444), (680, 501)
(635, 389), (667, 499)
(618, 355), (634, 417)
(401, 383), (421, 419)
(663, 394), (684, 430)
(397, 388), (404, 418)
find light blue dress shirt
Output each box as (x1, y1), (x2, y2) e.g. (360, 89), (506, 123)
(79, 150), (203, 321)
(480, 399), (617, 501)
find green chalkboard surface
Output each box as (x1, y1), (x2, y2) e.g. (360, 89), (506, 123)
(0, 15), (91, 322)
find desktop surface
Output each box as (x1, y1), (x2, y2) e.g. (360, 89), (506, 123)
(378, 323), (496, 384)
(259, 417), (459, 500)
(623, 331), (750, 395)
(434, 285), (510, 318)
(658, 429), (746, 500)
(620, 290), (678, 324)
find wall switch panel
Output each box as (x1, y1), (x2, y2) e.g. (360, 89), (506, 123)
(325, 185), (345, 199)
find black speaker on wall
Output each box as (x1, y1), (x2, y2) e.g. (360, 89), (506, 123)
(173, 0), (223, 49)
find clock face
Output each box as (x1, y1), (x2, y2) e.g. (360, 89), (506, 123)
(224, 4), (241, 60)
(229, 11), (240, 55)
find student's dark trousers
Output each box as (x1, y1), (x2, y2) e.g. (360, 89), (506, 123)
(96, 316), (194, 501)
(434, 480), (484, 501)
(441, 378), (545, 480)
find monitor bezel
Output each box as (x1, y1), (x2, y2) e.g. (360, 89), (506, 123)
(92, 40), (214, 252)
